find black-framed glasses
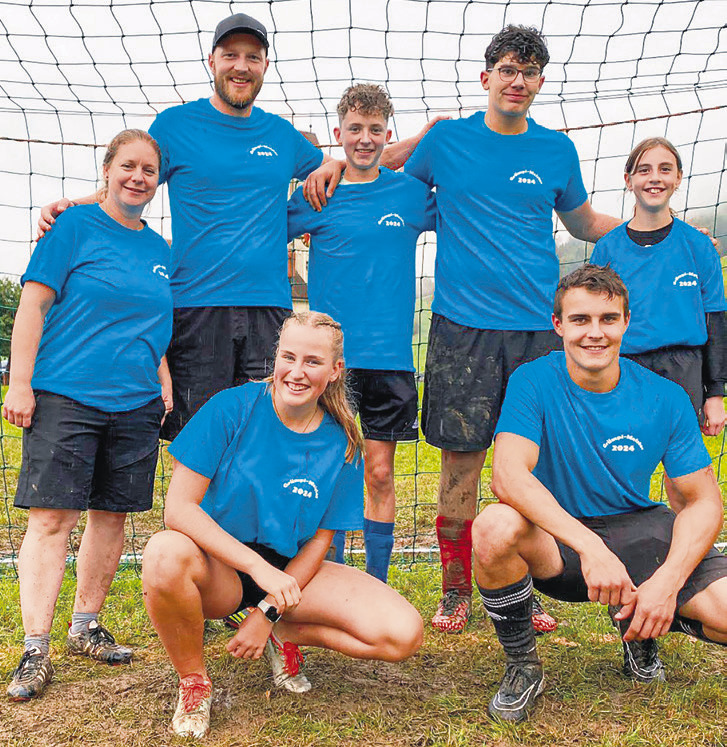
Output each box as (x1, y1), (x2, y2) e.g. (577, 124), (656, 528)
(488, 65), (542, 83)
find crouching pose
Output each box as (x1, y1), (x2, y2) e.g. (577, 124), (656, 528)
(143, 311), (423, 738)
(473, 265), (727, 723)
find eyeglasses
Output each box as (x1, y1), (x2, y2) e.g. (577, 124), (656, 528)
(488, 65), (542, 83)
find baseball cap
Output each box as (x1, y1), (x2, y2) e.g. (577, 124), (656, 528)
(212, 13), (269, 52)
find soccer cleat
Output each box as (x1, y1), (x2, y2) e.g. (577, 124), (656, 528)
(7, 648), (54, 701)
(264, 632), (312, 693)
(487, 660), (545, 723)
(222, 608), (251, 630)
(66, 620), (132, 665)
(431, 590), (471, 633)
(608, 606), (665, 684)
(531, 593), (558, 635)
(171, 673), (212, 738)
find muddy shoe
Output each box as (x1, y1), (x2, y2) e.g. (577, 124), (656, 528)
(431, 590), (471, 633)
(66, 621), (132, 665)
(7, 648), (54, 701)
(171, 673), (212, 738)
(264, 632), (312, 693)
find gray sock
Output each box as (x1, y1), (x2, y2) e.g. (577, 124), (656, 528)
(24, 633), (50, 656)
(71, 612), (98, 635)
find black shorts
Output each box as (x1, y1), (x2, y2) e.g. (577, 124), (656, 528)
(162, 305), (290, 440)
(348, 369), (419, 442)
(421, 314), (561, 451)
(626, 346), (703, 418)
(15, 391), (164, 513)
(233, 543), (292, 614)
(534, 504), (727, 611)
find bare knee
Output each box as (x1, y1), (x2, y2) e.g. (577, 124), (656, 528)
(379, 605), (424, 662)
(142, 530), (204, 593)
(471, 503), (530, 568)
(364, 460), (395, 500)
(26, 508), (78, 539)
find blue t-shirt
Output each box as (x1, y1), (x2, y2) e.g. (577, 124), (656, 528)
(590, 219), (727, 354)
(149, 100), (324, 309)
(23, 204), (173, 412)
(168, 382), (363, 558)
(287, 168), (436, 371)
(405, 112), (588, 331)
(495, 352), (711, 518)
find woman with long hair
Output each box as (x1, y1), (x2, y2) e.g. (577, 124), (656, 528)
(142, 311), (423, 739)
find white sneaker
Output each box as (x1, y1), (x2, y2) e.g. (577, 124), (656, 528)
(264, 632), (312, 693)
(171, 673), (212, 738)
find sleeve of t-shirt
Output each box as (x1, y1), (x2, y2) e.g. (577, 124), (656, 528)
(403, 127), (437, 188)
(493, 365), (544, 447)
(168, 386), (256, 478)
(291, 129), (325, 182)
(287, 186), (317, 242)
(421, 186), (437, 232)
(318, 457), (364, 531)
(148, 113), (172, 186)
(554, 136), (589, 214)
(695, 232), (727, 312)
(661, 387), (712, 479)
(21, 210), (78, 298)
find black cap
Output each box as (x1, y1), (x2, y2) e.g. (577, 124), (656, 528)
(212, 13), (269, 52)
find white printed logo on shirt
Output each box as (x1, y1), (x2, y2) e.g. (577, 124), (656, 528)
(283, 478), (319, 500)
(377, 213), (405, 227)
(673, 272), (698, 287)
(250, 144), (279, 157)
(602, 434), (644, 452)
(152, 264), (169, 280)
(509, 169), (543, 185)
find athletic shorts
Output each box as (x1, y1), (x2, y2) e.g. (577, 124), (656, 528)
(162, 305), (290, 441)
(534, 504), (727, 611)
(233, 542), (292, 614)
(15, 391), (164, 513)
(626, 345), (703, 418)
(348, 369), (418, 442)
(421, 313), (562, 451)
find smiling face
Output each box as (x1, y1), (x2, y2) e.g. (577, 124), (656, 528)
(334, 109), (391, 181)
(625, 144), (682, 220)
(102, 139), (159, 217)
(208, 33), (268, 116)
(273, 322), (343, 416)
(552, 287), (630, 392)
(480, 52), (544, 132)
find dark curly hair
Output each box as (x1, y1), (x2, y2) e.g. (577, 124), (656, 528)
(485, 25), (549, 69)
(553, 264), (629, 320)
(336, 83), (393, 122)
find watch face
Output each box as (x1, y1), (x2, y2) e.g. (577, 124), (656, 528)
(259, 600), (281, 623)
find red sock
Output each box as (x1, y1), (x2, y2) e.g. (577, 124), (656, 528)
(436, 516), (473, 595)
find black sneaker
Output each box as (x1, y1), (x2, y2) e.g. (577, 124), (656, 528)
(487, 660), (544, 723)
(7, 648), (54, 701)
(66, 621), (132, 665)
(608, 606), (665, 684)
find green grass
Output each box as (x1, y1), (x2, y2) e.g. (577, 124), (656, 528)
(0, 566), (725, 746)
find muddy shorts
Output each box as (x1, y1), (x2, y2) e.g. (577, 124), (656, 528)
(162, 305), (290, 441)
(421, 313), (561, 451)
(347, 369), (418, 442)
(534, 504), (727, 611)
(626, 345), (703, 419)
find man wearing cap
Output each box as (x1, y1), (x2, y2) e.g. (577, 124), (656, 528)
(38, 12), (436, 438)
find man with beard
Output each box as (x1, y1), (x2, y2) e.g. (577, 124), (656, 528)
(38, 13), (436, 439)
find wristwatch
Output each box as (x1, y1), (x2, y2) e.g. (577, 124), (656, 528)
(257, 599), (282, 624)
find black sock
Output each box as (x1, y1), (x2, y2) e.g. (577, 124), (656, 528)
(671, 615), (727, 647)
(478, 575), (539, 663)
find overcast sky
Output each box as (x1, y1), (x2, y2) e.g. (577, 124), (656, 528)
(1, 0), (725, 278)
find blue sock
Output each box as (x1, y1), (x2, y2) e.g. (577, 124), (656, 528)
(363, 518), (394, 583)
(328, 530), (346, 564)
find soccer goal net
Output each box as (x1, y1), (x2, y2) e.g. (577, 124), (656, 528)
(1, 0), (725, 569)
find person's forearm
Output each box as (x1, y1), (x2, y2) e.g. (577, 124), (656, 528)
(657, 488), (723, 588)
(8, 291), (51, 389)
(573, 212), (622, 244)
(493, 465), (605, 556)
(157, 355), (172, 391)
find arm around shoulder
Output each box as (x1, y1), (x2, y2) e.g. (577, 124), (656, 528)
(557, 200), (622, 245)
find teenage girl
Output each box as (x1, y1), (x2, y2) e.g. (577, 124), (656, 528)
(142, 311), (423, 739)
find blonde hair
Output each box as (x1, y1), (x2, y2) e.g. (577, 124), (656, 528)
(625, 136), (682, 176)
(100, 129), (162, 199)
(271, 311), (364, 463)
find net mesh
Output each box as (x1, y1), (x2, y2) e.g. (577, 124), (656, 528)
(1, 0), (726, 570)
